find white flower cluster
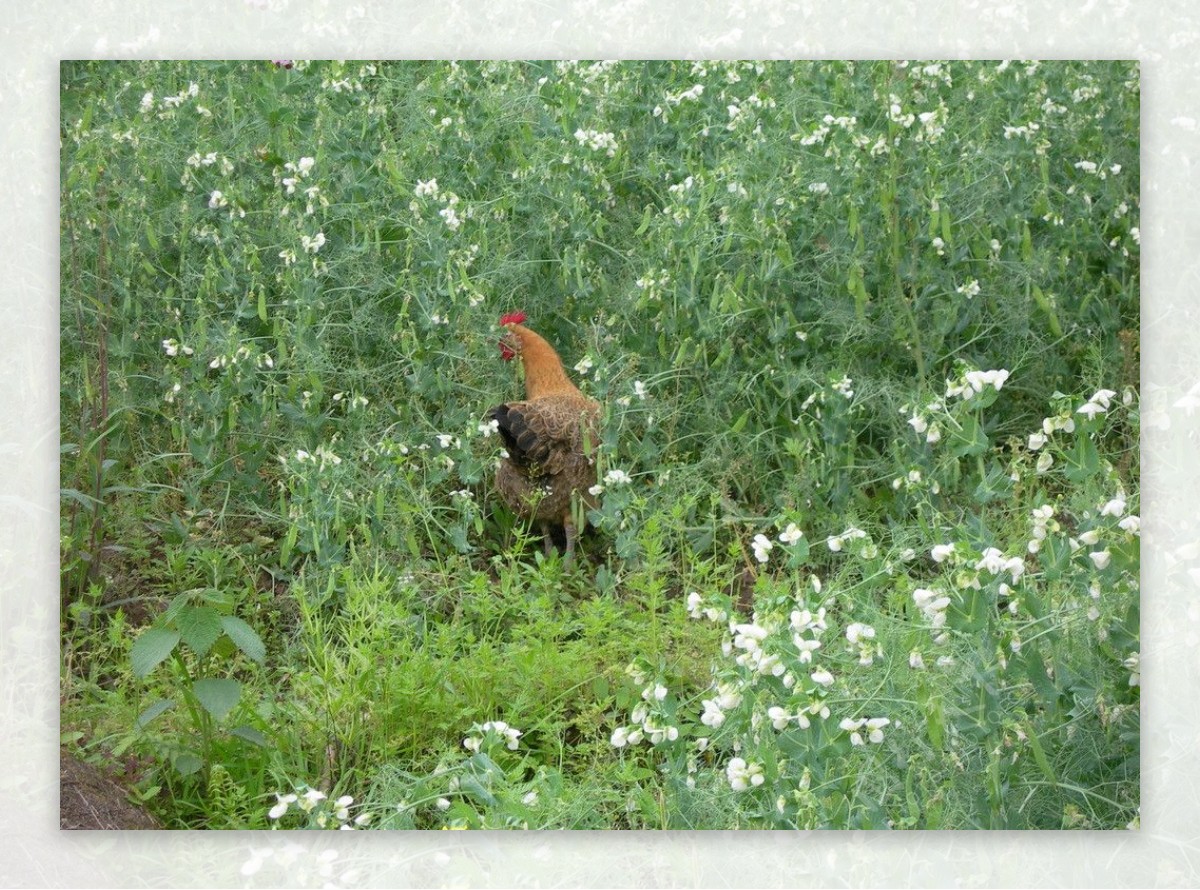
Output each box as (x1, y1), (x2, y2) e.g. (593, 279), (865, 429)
(267, 787), (369, 829)
(1076, 387), (1117, 421)
(1003, 121), (1041, 140)
(731, 620), (785, 677)
(845, 622), (880, 666)
(795, 113), (858, 147)
(1028, 504), (1059, 553)
(574, 128), (618, 157)
(290, 445), (342, 471)
(906, 403), (944, 444)
(604, 468), (632, 486)
(945, 368), (1010, 401)
(208, 344), (273, 372)
(975, 547), (1026, 584)
(956, 279), (981, 299)
(726, 757), (765, 791)
(300, 231), (326, 254)
(839, 716), (891, 746)
(686, 591), (728, 624)
(913, 587), (952, 642)
(700, 681), (743, 729)
(668, 83), (705, 104)
(147, 82), (200, 114)
(463, 720), (522, 753)
(611, 663), (680, 748)
(826, 526), (868, 554)
(411, 178), (466, 231)
(282, 156), (315, 195)
(1074, 160), (1122, 180)
(750, 522), (805, 564)
(161, 338), (194, 357)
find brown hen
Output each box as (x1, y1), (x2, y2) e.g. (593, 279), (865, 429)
(488, 312), (600, 560)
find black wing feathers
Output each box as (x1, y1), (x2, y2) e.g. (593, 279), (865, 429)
(489, 403), (551, 469)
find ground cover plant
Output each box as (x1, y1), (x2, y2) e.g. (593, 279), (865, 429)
(60, 59), (1139, 830)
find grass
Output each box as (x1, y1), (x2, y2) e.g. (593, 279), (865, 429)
(60, 59), (1139, 830)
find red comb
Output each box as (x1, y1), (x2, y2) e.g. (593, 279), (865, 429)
(499, 311), (527, 326)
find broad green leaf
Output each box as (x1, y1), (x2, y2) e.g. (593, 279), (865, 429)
(229, 725), (269, 747)
(220, 615), (266, 664)
(192, 678), (241, 721)
(1063, 434), (1100, 483)
(136, 698), (176, 728)
(176, 605), (223, 657)
(173, 753), (204, 776)
(131, 628), (180, 678)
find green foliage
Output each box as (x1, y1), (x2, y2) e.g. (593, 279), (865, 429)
(129, 588), (267, 783)
(61, 60), (1138, 829)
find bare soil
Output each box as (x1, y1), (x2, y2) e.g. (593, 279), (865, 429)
(59, 747), (162, 830)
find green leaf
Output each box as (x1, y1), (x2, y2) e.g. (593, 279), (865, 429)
(1023, 721), (1058, 787)
(176, 605), (223, 657)
(136, 698), (176, 728)
(458, 772), (498, 807)
(220, 615), (267, 664)
(131, 628), (181, 678)
(948, 413), (988, 458)
(229, 725), (269, 747)
(173, 753), (204, 776)
(1063, 434), (1100, 483)
(192, 678), (241, 721)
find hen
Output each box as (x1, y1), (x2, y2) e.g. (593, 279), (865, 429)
(488, 312), (600, 560)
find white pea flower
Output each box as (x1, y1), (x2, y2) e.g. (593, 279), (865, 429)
(298, 788), (326, 812)
(604, 468), (632, 485)
(779, 523), (804, 544)
(751, 534), (774, 563)
(1118, 515), (1140, 535)
(1100, 496), (1127, 517)
(792, 636), (822, 663)
(1028, 432), (1048, 451)
(700, 699), (726, 728)
(1036, 452), (1054, 473)
(931, 543), (955, 563)
(1089, 550), (1112, 570)
(726, 757), (765, 791)
(845, 623), (875, 645)
(810, 667), (835, 687)
(1124, 652), (1140, 686)
(269, 793), (298, 820)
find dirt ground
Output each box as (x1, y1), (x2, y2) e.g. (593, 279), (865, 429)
(59, 747), (161, 830)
